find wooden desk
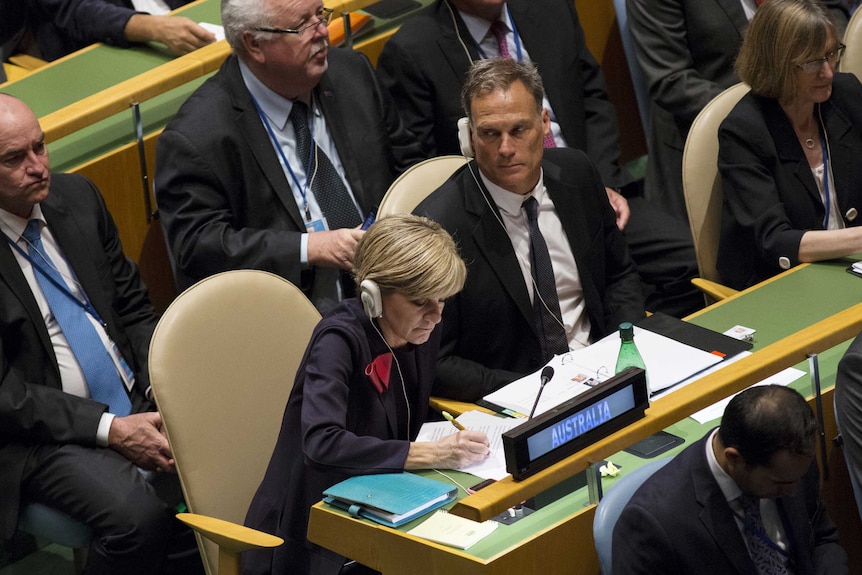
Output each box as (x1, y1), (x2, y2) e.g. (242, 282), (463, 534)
(308, 260), (862, 574)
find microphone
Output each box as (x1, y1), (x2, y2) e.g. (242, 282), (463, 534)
(528, 366), (554, 419)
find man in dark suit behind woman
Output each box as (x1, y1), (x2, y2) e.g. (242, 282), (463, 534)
(378, 0), (703, 318)
(156, 0), (422, 313)
(415, 59), (644, 402)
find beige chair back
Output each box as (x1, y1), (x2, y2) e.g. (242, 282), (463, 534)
(840, 7), (862, 77)
(377, 155), (468, 218)
(683, 83), (750, 288)
(150, 270), (321, 575)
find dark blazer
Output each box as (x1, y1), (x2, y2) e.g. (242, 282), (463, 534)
(0, 173), (156, 538)
(156, 52), (422, 292)
(835, 331), (862, 519)
(717, 72), (862, 290)
(414, 148), (644, 402)
(27, 0), (192, 60)
(612, 433), (847, 574)
(626, 0), (847, 222)
(375, 0), (633, 191)
(243, 299), (439, 575)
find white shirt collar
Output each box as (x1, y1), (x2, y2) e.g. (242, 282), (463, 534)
(457, 2), (512, 46)
(705, 428), (744, 503)
(0, 203), (46, 243)
(480, 168), (544, 218)
(239, 58), (297, 131)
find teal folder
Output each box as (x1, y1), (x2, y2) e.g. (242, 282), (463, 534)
(323, 473), (457, 528)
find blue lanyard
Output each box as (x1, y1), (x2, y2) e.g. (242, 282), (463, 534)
(475, 6), (523, 61)
(820, 121), (832, 229)
(3, 231), (106, 326)
(251, 94), (316, 221)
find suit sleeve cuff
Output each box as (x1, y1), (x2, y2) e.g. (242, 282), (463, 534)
(96, 413), (115, 447)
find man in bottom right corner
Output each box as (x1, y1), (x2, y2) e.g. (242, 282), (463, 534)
(836, 331), (862, 523)
(613, 384), (847, 574)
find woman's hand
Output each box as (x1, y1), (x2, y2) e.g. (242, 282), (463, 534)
(405, 430), (490, 470)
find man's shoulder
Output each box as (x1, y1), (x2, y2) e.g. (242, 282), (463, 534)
(165, 57), (239, 131)
(625, 438), (706, 513)
(413, 167), (471, 223)
(383, 5), (446, 49)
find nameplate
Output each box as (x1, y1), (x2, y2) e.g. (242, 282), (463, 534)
(503, 368), (649, 480)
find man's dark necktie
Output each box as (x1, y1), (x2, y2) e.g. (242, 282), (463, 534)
(522, 197), (569, 359)
(736, 493), (790, 575)
(289, 101), (361, 230)
(22, 220), (132, 416)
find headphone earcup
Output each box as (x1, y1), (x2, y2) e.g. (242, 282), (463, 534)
(360, 279), (383, 318)
(457, 117), (474, 158)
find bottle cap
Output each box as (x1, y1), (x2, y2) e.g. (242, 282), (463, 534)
(619, 322), (634, 339)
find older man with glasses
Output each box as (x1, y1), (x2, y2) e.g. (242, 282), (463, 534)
(155, 0), (422, 313)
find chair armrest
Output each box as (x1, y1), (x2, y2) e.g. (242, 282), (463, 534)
(8, 54), (48, 70)
(691, 278), (738, 301)
(176, 513), (282, 554)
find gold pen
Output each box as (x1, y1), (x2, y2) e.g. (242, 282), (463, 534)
(442, 410), (466, 431)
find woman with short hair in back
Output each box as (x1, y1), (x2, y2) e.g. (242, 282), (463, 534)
(243, 214), (490, 575)
(717, 0), (862, 290)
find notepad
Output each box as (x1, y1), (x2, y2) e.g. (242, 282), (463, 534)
(323, 473), (457, 528)
(407, 510), (498, 549)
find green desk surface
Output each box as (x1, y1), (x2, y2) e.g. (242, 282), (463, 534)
(2, 0), (222, 172)
(319, 261), (862, 560)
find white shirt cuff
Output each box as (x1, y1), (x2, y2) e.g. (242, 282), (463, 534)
(96, 412), (115, 447)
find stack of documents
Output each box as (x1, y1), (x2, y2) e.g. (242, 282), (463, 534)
(480, 325), (726, 417)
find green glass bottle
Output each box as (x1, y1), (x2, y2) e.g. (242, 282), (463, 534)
(615, 322), (646, 376)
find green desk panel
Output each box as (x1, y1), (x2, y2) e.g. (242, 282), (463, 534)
(48, 76), (210, 172)
(3, 0), (221, 116)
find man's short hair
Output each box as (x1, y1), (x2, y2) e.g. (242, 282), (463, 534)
(460, 58), (544, 121)
(718, 385), (817, 467)
(222, 0), (276, 56)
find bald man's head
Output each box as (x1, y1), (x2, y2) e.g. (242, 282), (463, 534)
(0, 95), (50, 218)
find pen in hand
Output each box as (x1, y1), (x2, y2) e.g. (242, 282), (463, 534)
(442, 410), (466, 431)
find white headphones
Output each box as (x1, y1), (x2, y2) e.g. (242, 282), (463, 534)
(360, 279), (383, 318)
(457, 117), (474, 158)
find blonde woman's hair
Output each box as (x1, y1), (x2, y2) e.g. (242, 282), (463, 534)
(353, 214), (466, 300)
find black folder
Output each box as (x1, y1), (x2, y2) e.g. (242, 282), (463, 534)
(636, 312), (753, 359)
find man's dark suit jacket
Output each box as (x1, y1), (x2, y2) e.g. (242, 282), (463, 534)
(376, 0), (633, 191)
(156, 51), (422, 293)
(414, 148), (644, 402)
(612, 433), (847, 574)
(626, 0), (847, 223)
(0, 173), (157, 538)
(243, 299), (438, 575)
(27, 0), (192, 61)
(717, 72), (862, 290)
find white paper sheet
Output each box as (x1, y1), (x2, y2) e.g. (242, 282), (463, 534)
(416, 411), (522, 480)
(482, 326), (724, 416)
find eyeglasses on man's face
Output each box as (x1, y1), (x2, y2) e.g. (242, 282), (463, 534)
(254, 7), (334, 36)
(796, 44), (846, 74)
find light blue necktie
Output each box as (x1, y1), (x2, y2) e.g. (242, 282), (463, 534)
(22, 220), (132, 416)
